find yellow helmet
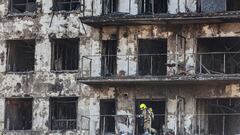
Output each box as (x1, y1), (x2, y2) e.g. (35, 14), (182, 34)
(140, 103), (147, 109)
(149, 108), (153, 112)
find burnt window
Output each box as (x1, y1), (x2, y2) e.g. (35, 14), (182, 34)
(51, 39), (79, 71)
(227, 0), (240, 11)
(198, 0), (240, 13)
(138, 39), (167, 76)
(9, 0), (37, 14)
(100, 99), (116, 134)
(7, 40), (35, 72)
(101, 40), (117, 76)
(50, 97), (78, 130)
(196, 98), (240, 135)
(197, 37), (240, 74)
(135, 100), (166, 135)
(53, 0), (84, 11)
(139, 0), (168, 14)
(5, 98), (33, 130)
(102, 0), (118, 15)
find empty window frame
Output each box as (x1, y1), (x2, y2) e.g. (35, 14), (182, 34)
(50, 97), (78, 130)
(100, 99), (116, 134)
(53, 0), (84, 11)
(102, 0), (118, 15)
(101, 40), (117, 76)
(196, 98), (240, 135)
(197, 37), (240, 74)
(135, 100), (166, 135)
(9, 0), (37, 14)
(51, 39), (79, 71)
(138, 39), (167, 76)
(7, 40), (35, 72)
(198, 0), (240, 13)
(5, 98), (33, 130)
(139, 0), (168, 14)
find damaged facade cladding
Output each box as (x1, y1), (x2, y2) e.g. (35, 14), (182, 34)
(0, 0), (240, 135)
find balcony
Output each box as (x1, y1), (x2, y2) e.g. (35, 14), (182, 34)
(80, 0), (240, 26)
(77, 52), (240, 85)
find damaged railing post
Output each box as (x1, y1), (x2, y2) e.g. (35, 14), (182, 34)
(81, 56), (84, 77)
(200, 54), (202, 74)
(150, 55), (153, 75)
(82, 56), (93, 77)
(127, 55), (130, 76)
(223, 53), (226, 74)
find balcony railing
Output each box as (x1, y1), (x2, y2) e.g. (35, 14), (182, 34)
(80, 52), (240, 79)
(80, 113), (240, 135)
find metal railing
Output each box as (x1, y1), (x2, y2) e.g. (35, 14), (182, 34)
(197, 52), (240, 74)
(81, 53), (169, 77)
(80, 52), (240, 78)
(80, 113), (240, 135)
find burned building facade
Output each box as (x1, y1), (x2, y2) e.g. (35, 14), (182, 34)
(0, 0), (240, 135)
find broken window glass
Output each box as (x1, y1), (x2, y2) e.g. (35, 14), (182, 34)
(139, 0), (168, 14)
(50, 97), (78, 130)
(10, 0), (37, 13)
(51, 38), (79, 71)
(7, 40), (35, 72)
(5, 98), (33, 130)
(53, 0), (84, 11)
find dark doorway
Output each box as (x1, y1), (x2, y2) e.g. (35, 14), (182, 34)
(135, 100), (166, 135)
(101, 40), (117, 76)
(100, 99), (116, 134)
(138, 39), (167, 76)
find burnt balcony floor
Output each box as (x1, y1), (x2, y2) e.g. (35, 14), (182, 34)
(77, 74), (240, 85)
(80, 11), (240, 27)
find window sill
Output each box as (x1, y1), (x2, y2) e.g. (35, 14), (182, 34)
(6, 71), (35, 75)
(52, 10), (82, 15)
(51, 70), (79, 74)
(7, 12), (37, 17)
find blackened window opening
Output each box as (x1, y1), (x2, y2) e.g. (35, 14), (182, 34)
(196, 98), (240, 135)
(227, 0), (240, 11)
(198, 0), (240, 13)
(197, 37), (240, 74)
(7, 40), (35, 72)
(10, 0), (37, 13)
(100, 99), (116, 134)
(5, 98), (33, 130)
(138, 39), (167, 76)
(102, 0), (118, 15)
(53, 0), (84, 11)
(140, 0), (168, 14)
(101, 40), (117, 76)
(135, 100), (166, 135)
(50, 97), (78, 130)
(51, 39), (79, 71)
